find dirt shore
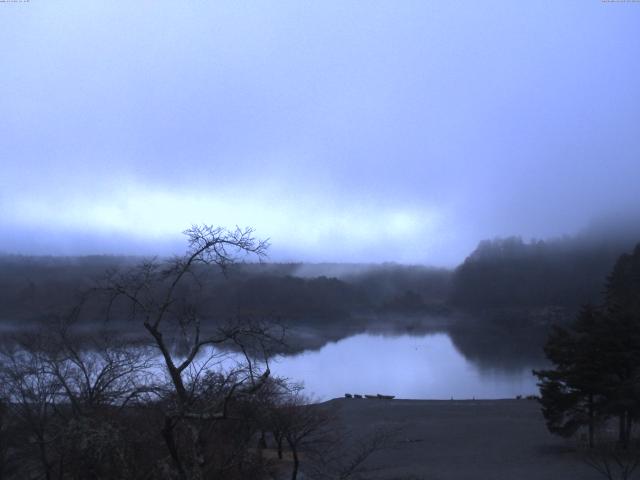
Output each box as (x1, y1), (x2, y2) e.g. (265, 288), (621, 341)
(324, 398), (601, 480)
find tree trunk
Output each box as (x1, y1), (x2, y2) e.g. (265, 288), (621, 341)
(161, 416), (188, 480)
(277, 436), (283, 460)
(290, 445), (299, 480)
(57, 453), (65, 480)
(619, 412), (630, 450)
(188, 421), (205, 480)
(287, 437), (299, 480)
(258, 430), (267, 449)
(37, 436), (51, 480)
(588, 394), (594, 449)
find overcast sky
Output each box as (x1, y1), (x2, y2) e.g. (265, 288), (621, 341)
(1, 1), (639, 265)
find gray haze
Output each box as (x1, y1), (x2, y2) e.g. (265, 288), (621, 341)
(1, 1), (639, 265)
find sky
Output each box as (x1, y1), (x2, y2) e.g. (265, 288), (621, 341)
(1, 1), (639, 266)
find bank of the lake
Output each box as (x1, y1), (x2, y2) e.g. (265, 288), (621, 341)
(318, 398), (600, 480)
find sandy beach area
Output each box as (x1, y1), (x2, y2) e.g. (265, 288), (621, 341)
(323, 398), (601, 480)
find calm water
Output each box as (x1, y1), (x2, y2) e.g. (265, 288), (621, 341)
(271, 332), (539, 401)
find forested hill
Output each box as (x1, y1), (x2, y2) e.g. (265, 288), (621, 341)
(450, 222), (640, 312)
(1, 218), (639, 325)
(0, 257), (451, 324)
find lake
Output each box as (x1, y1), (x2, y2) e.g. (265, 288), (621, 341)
(270, 332), (540, 401)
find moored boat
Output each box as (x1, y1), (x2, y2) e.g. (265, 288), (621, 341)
(377, 394), (395, 400)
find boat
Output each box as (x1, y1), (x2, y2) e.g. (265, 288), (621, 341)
(377, 394), (395, 400)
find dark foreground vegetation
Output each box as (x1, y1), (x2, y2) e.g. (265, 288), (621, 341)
(0, 318), (392, 480)
(534, 243), (640, 479)
(0, 226), (394, 480)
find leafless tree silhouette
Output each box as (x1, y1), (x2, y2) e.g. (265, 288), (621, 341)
(98, 225), (283, 479)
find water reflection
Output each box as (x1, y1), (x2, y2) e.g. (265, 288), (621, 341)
(272, 332), (540, 401)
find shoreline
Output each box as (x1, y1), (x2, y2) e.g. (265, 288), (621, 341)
(317, 397), (601, 479)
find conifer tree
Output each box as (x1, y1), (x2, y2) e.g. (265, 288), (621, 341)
(535, 244), (640, 449)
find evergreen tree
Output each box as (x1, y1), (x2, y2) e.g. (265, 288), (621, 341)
(600, 244), (640, 448)
(534, 305), (607, 448)
(535, 244), (640, 448)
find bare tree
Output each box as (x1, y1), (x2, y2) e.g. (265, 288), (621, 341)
(306, 425), (400, 480)
(0, 330), (65, 480)
(0, 384), (21, 479)
(263, 390), (397, 480)
(0, 225), (289, 479)
(0, 313), (163, 480)
(41, 317), (158, 416)
(99, 225), (279, 479)
(584, 442), (640, 480)
(265, 392), (332, 480)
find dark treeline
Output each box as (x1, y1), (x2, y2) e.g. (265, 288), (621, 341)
(0, 255), (139, 325)
(451, 221), (640, 313)
(2, 218), (639, 373)
(0, 256), (451, 326)
(446, 223), (640, 369)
